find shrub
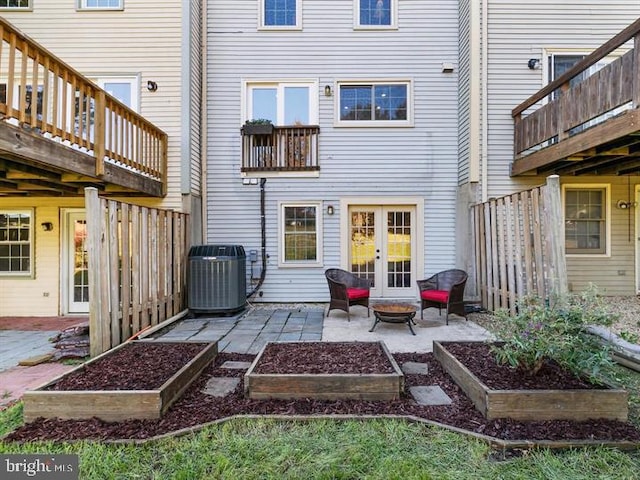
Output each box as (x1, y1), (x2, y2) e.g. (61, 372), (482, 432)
(491, 285), (616, 383)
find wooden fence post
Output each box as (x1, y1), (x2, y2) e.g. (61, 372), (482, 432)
(86, 187), (106, 357)
(543, 175), (568, 301)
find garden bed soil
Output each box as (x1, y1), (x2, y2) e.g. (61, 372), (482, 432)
(246, 342), (403, 400)
(435, 341), (628, 422)
(21, 341), (217, 422)
(6, 342), (640, 444)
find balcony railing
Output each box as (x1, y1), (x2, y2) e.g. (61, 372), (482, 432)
(241, 125), (320, 173)
(511, 17), (640, 176)
(0, 18), (168, 194)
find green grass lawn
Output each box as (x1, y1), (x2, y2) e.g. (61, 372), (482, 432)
(2, 405), (640, 479)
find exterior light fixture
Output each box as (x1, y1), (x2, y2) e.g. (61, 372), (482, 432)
(527, 58), (541, 70)
(41, 222), (54, 231)
(327, 205), (334, 215)
(441, 62), (454, 73)
(147, 80), (158, 92)
(616, 200), (637, 209)
(324, 85), (333, 97)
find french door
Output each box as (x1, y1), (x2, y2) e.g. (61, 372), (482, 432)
(65, 211), (89, 313)
(348, 206), (416, 298)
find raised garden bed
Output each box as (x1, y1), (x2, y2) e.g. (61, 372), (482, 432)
(22, 340), (217, 422)
(434, 341), (628, 422)
(245, 341), (404, 400)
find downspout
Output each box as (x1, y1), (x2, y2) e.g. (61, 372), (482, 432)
(247, 178), (267, 298)
(481, 0), (489, 202)
(199, 0), (208, 243)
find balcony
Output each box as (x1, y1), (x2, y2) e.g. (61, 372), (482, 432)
(241, 125), (320, 175)
(0, 18), (167, 197)
(511, 18), (640, 177)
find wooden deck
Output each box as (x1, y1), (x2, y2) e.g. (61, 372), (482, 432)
(511, 18), (640, 177)
(0, 18), (167, 197)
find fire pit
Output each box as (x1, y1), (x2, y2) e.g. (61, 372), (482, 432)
(370, 303), (418, 335)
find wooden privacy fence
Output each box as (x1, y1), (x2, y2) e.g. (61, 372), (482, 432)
(85, 187), (189, 356)
(472, 175), (568, 314)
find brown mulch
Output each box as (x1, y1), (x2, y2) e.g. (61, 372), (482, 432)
(0, 316), (88, 331)
(4, 342), (640, 443)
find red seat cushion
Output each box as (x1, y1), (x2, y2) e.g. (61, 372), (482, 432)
(347, 288), (369, 300)
(421, 290), (449, 303)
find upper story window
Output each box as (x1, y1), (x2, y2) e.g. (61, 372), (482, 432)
(337, 81), (411, 126)
(355, 0), (397, 29)
(79, 0), (123, 10)
(245, 81), (318, 126)
(0, 210), (33, 276)
(0, 0), (30, 9)
(563, 185), (609, 256)
(260, 0), (301, 30)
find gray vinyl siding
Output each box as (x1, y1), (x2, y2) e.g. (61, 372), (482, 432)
(2, 0), (188, 210)
(206, 0), (460, 302)
(483, 1), (640, 295)
(457, 0), (471, 185)
(183, 0), (203, 195)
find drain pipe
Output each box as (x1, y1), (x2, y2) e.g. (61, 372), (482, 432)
(247, 177), (267, 298)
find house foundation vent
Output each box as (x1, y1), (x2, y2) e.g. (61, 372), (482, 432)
(188, 244), (247, 313)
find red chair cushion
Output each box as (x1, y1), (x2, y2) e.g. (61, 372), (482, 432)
(347, 288), (369, 300)
(421, 290), (449, 303)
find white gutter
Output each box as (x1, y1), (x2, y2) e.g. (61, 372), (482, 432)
(481, 0), (489, 202)
(469, 0), (480, 184)
(200, 0), (208, 243)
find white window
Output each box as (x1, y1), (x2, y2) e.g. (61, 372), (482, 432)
(337, 81), (411, 126)
(279, 203), (322, 266)
(79, 0), (123, 10)
(563, 185), (609, 256)
(96, 76), (140, 112)
(245, 81), (318, 126)
(0, 210), (33, 276)
(354, 0), (397, 29)
(260, 0), (301, 30)
(0, 0), (30, 9)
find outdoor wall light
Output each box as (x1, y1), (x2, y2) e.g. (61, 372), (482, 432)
(41, 222), (54, 232)
(326, 205), (335, 215)
(441, 62), (454, 73)
(527, 58), (541, 70)
(324, 85), (333, 97)
(616, 200), (637, 209)
(147, 80), (158, 92)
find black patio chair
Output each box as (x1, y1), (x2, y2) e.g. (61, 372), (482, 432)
(325, 268), (372, 321)
(417, 269), (468, 324)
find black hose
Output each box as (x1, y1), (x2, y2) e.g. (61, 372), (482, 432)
(247, 178), (267, 298)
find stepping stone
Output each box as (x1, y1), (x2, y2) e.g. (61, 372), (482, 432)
(401, 362), (429, 375)
(18, 353), (53, 366)
(221, 361), (252, 370)
(202, 377), (240, 397)
(409, 386), (452, 406)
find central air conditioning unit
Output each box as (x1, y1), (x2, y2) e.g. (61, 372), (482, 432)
(188, 244), (247, 313)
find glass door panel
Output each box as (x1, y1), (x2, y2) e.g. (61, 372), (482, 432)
(68, 212), (89, 313)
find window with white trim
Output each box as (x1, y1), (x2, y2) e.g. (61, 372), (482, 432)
(245, 81), (318, 126)
(0, 0), (30, 9)
(355, 0), (396, 29)
(260, 0), (301, 29)
(0, 210), (33, 276)
(564, 187), (607, 255)
(280, 203), (322, 265)
(338, 81), (410, 126)
(79, 0), (123, 10)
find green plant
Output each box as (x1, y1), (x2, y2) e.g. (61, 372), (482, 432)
(491, 285), (616, 382)
(244, 118), (273, 125)
(619, 331), (640, 344)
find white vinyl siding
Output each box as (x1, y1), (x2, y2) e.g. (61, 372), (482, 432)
(1, 0), (189, 211)
(207, 0), (459, 301)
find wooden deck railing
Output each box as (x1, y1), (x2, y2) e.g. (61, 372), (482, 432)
(512, 17), (640, 158)
(241, 125), (320, 172)
(0, 18), (167, 191)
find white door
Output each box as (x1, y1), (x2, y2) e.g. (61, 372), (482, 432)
(348, 206), (416, 298)
(66, 211), (89, 313)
